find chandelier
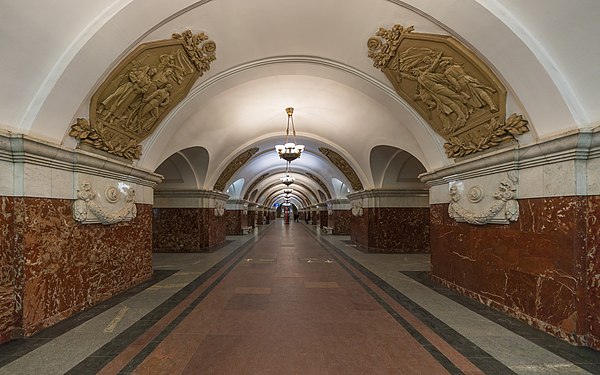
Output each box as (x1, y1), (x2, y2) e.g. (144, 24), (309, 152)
(280, 162), (295, 186)
(275, 107), (305, 162)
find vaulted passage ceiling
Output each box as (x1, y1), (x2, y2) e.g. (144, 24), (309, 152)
(2, 1), (599, 207)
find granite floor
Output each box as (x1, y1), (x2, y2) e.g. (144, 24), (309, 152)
(0, 220), (599, 374)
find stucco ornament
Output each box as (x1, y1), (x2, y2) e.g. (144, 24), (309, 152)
(70, 30), (216, 160)
(367, 24), (529, 159)
(214, 201), (225, 217)
(73, 182), (137, 225)
(213, 148), (259, 192)
(448, 172), (519, 225)
(351, 200), (364, 217)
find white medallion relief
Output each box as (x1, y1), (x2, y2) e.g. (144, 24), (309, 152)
(214, 201), (225, 217)
(351, 200), (363, 217)
(448, 172), (519, 225)
(73, 182), (137, 224)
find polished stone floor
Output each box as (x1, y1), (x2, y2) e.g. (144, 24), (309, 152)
(0, 220), (599, 374)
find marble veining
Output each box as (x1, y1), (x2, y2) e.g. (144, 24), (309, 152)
(351, 207), (430, 253)
(0, 197), (153, 338)
(431, 196), (600, 350)
(153, 208), (227, 252)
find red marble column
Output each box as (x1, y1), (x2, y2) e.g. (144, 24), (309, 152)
(247, 210), (256, 228)
(0, 196), (19, 343)
(153, 207), (227, 251)
(329, 210), (351, 235)
(319, 210), (328, 228)
(430, 196), (600, 350)
(225, 209), (248, 235)
(0, 197), (153, 341)
(350, 207), (430, 253)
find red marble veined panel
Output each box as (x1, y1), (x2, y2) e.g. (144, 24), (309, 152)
(225, 210), (243, 235)
(368, 207), (430, 253)
(430, 196), (598, 348)
(319, 211), (328, 228)
(331, 210), (351, 235)
(206, 209), (227, 248)
(0, 196), (18, 343)
(153, 208), (203, 252)
(153, 208), (226, 251)
(20, 198), (152, 336)
(586, 196), (600, 349)
(350, 207), (369, 248)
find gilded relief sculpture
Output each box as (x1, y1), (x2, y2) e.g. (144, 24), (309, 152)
(367, 24), (529, 158)
(213, 148), (260, 192)
(70, 30), (217, 160)
(318, 147), (363, 191)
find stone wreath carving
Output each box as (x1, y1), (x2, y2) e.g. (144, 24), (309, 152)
(351, 200), (364, 217)
(367, 24), (529, 159)
(214, 201), (225, 217)
(73, 182), (137, 225)
(70, 30), (216, 160)
(448, 172), (519, 225)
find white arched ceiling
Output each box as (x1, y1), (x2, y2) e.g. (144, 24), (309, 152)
(154, 146), (209, 190)
(2, 0), (598, 193)
(226, 178), (244, 199)
(370, 145), (427, 189)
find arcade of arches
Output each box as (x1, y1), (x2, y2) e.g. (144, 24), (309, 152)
(1, 1), (600, 373)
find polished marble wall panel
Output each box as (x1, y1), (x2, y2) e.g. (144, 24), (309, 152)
(225, 210), (247, 235)
(431, 196), (599, 349)
(247, 211), (256, 228)
(330, 210), (351, 235)
(319, 211), (328, 228)
(20, 198), (152, 336)
(153, 208), (226, 251)
(586, 196), (600, 349)
(350, 207), (430, 253)
(0, 197), (18, 343)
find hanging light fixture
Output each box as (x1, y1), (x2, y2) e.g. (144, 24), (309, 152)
(280, 162), (295, 186)
(275, 107), (305, 162)
(283, 188), (293, 194)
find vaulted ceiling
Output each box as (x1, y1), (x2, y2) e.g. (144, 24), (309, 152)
(2, 1), (598, 207)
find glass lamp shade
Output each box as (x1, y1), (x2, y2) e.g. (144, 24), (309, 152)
(280, 173), (294, 186)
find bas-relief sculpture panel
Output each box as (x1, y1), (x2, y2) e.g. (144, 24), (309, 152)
(367, 24), (529, 158)
(430, 196), (600, 349)
(70, 30), (216, 160)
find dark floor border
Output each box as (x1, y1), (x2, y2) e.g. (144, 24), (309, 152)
(0, 270), (176, 367)
(402, 271), (600, 374)
(65, 225), (272, 375)
(309, 228), (517, 375)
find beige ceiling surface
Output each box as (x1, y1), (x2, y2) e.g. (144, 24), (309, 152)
(1, 0), (598, 206)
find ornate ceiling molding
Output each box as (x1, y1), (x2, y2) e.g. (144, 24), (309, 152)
(213, 147), (259, 192)
(243, 173), (270, 200)
(367, 24), (529, 159)
(70, 30), (216, 160)
(318, 147), (363, 191)
(305, 172), (332, 199)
